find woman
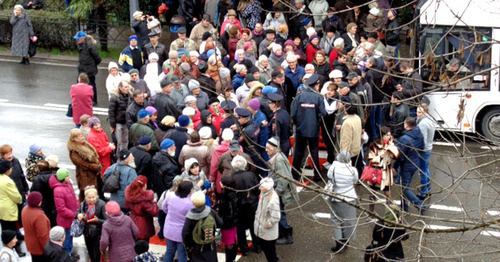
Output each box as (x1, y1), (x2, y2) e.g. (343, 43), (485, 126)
(241, 0), (262, 30)
(254, 177), (280, 262)
(263, 10), (286, 33)
(232, 64), (247, 90)
(100, 201), (139, 262)
(10, 5), (34, 64)
(243, 42), (257, 64)
(86, 117), (115, 176)
(162, 181), (195, 262)
(320, 82), (338, 165)
(25, 144), (45, 182)
(367, 126), (399, 211)
(197, 110), (218, 140)
(67, 128), (102, 202)
(275, 24), (288, 46)
(328, 38), (345, 68)
(268, 44), (284, 69)
(21, 191), (50, 262)
(77, 186), (107, 262)
(312, 50), (331, 80)
(106, 62), (123, 100)
(327, 151), (358, 253)
(31, 158), (59, 227)
(0, 160), (22, 233)
(49, 169), (79, 257)
(125, 176), (159, 241)
(70, 73), (94, 128)
(0, 230), (19, 262)
(178, 132), (211, 175)
(306, 35), (321, 64)
(219, 175), (239, 261)
(255, 55), (272, 82)
(236, 29), (257, 55)
(341, 22), (360, 54)
(0, 145), (28, 221)
(284, 40), (306, 66)
(179, 158), (209, 192)
(227, 26), (240, 62)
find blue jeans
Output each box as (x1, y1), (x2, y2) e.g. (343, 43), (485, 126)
(164, 239), (187, 262)
(369, 106), (384, 141)
(399, 168), (424, 212)
(63, 228), (73, 256)
(418, 151), (432, 197)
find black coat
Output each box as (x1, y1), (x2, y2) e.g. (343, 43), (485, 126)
(131, 20), (149, 48)
(108, 92), (131, 128)
(390, 103), (410, 139)
(314, 62), (332, 81)
(30, 171), (58, 227)
(129, 146), (153, 185)
(78, 199), (107, 238)
(170, 127), (190, 160)
(218, 189), (239, 229)
(182, 206), (222, 261)
(365, 222), (408, 261)
(233, 170), (260, 227)
(143, 42), (169, 67)
(126, 101), (145, 129)
(331, 59), (349, 80)
(43, 241), (72, 262)
(9, 157), (29, 199)
(341, 33), (360, 53)
(152, 151), (180, 194)
(270, 108), (292, 156)
(197, 74), (217, 99)
(385, 18), (401, 46)
(154, 93), (181, 123)
(365, 68), (386, 103)
(77, 37), (102, 76)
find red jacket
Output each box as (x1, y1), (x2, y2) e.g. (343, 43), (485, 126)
(21, 206), (50, 255)
(87, 128), (112, 174)
(306, 44), (320, 64)
(228, 37), (239, 61)
(192, 109), (202, 130)
(124, 188), (159, 240)
(70, 83), (94, 125)
(49, 175), (79, 229)
(208, 107), (226, 135)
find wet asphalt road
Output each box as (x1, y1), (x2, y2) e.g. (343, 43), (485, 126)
(0, 59), (499, 261)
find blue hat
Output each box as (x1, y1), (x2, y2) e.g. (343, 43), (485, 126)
(235, 108), (252, 118)
(29, 144), (42, 155)
(129, 35), (139, 42)
(262, 86), (278, 95)
(221, 100), (237, 111)
(137, 109), (152, 119)
(301, 17), (312, 27)
(178, 115), (190, 127)
(305, 74), (320, 86)
(161, 139), (175, 150)
(137, 136), (152, 145)
(267, 93), (283, 102)
(207, 49), (215, 59)
(297, 84), (308, 92)
(73, 31), (86, 40)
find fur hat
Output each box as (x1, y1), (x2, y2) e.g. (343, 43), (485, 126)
(27, 191), (43, 207)
(105, 201), (121, 216)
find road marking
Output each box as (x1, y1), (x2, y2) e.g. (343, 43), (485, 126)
(44, 103), (108, 112)
(0, 99), (8, 103)
(480, 146), (500, 150)
(433, 141), (462, 147)
(0, 101), (108, 116)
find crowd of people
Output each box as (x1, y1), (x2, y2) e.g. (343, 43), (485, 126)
(3, 1), (439, 261)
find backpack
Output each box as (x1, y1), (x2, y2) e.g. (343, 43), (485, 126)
(102, 166), (120, 193)
(192, 215), (217, 245)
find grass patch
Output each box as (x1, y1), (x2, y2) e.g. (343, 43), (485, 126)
(99, 47), (121, 60)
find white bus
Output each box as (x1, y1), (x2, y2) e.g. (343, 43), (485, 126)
(418, 0), (500, 142)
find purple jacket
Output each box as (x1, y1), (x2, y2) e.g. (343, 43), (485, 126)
(100, 212), (139, 262)
(162, 194), (194, 242)
(49, 175), (78, 229)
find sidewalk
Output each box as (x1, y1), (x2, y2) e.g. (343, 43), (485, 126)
(0, 49), (115, 66)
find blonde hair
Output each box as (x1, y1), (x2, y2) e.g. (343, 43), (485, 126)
(69, 128), (84, 142)
(191, 191), (206, 208)
(84, 186), (98, 198)
(278, 24), (288, 34)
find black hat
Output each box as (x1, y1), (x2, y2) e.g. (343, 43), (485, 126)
(235, 108), (252, 118)
(119, 150), (131, 161)
(202, 31), (212, 41)
(305, 74), (320, 86)
(134, 239), (149, 255)
(265, 29), (276, 35)
(338, 82), (350, 88)
(267, 93), (283, 102)
(170, 75), (180, 83)
(198, 61), (208, 73)
(160, 78), (173, 87)
(2, 230), (16, 245)
(367, 32), (378, 39)
(345, 72), (359, 80)
(148, 31), (159, 37)
(0, 160), (12, 174)
(244, 74), (256, 84)
(229, 140), (240, 151)
(178, 27), (187, 34)
(221, 100), (237, 111)
(271, 70), (283, 79)
(209, 97), (220, 106)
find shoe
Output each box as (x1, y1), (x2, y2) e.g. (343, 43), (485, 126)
(276, 233), (293, 245)
(70, 254), (80, 261)
(330, 240), (348, 253)
(417, 204), (430, 215)
(252, 244), (262, 253)
(25, 58), (30, 65)
(19, 57), (25, 64)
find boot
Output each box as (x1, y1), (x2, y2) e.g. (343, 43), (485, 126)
(19, 57), (26, 64)
(330, 239), (348, 253)
(276, 228), (293, 245)
(14, 241), (26, 257)
(225, 245), (238, 262)
(25, 57), (30, 64)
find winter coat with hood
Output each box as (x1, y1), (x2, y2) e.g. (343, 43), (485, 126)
(395, 126), (424, 172)
(125, 188), (159, 240)
(268, 152), (299, 207)
(103, 163), (138, 208)
(197, 110), (218, 140)
(263, 13), (286, 33)
(309, 0), (329, 32)
(31, 168), (58, 227)
(100, 212), (139, 262)
(21, 205), (50, 256)
(87, 127), (113, 175)
(77, 198), (107, 238)
(106, 62), (123, 100)
(77, 36), (102, 76)
(152, 151), (180, 194)
(67, 137), (101, 201)
(49, 175), (79, 229)
(109, 89), (132, 128)
(178, 141), (211, 175)
(182, 206), (222, 261)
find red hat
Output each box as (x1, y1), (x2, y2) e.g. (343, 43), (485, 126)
(105, 201), (121, 216)
(27, 191), (43, 207)
(243, 41), (252, 51)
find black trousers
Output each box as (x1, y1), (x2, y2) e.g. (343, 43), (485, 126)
(321, 115), (336, 164)
(236, 208), (258, 252)
(89, 75), (97, 103)
(84, 235), (101, 262)
(351, 154), (364, 179)
(31, 254), (45, 262)
(0, 220), (17, 231)
(292, 136), (321, 180)
(258, 237), (278, 262)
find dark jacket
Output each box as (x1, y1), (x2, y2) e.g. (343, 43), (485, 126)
(143, 42), (168, 67)
(341, 32), (359, 53)
(154, 93), (181, 122)
(270, 108), (292, 156)
(395, 127), (424, 172)
(291, 89), (327, 137)
(365, 67), (386, 103)
(197, 74), (218, 99)
(390, 103), (410, 139)
(322, 15), (345, 35)
(152, 151), (181, 194)
(129, 122), (160, 154)
(218, 189), (238, 229)
(43, 241), (72, 262)
(197, 110), (218, 140)
(78, 199), (107, 238)
(125, 189), (159, 240)
(331, 59), (349, 79)
(400, 71), (423, 103)
(77, 37), (102, 76)
(170, 127), (190, 159)
(179, 0), (202, 27)
(182, 206), (222, 261)
(233, 170), (260, 210)
(129, 146), (153, 183)
(31, 169), (58, 227)
(126, 101), (145, 129)
(8, 157), (29, 201)
(109, 91), (132, 128)
(385, 18), (401, 46)
(366, 222), (408, 261)
(131, 20), (149, 48)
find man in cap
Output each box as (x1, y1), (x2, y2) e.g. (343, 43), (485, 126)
(169, 26), (198, 52)
(232, 108), (263, 174)
(119, 35), (144, 72)
(219, 100), (238, 136)
(109, 80), (133, 154)
(131, 11), (150, 48)
(197, 61), (218, 100)
(21, 191), (50, 261)
(169, 115), (191, 160)
(103, 150), (138, 209)
(338, 81), (364, 124)
(25, 144), (45, 182)
(129, 69), (151, 100)
(143, 31), (168, 67)
(130, 136), (154, 187)
(269, 70), (292, 112)
(186, 79), (210, 110)
(43, 226), (72, 261)
(74, 30), (102, 105)
(291, 74), (327, 182)
(258, 29), (276, 56)
(152, 139), (180, 194)
(190, 14), (214, 45)
(126, 89), (146, 129)
(155, 78), (182, 122)
(168, 75), (189, 105)
(268, 93), (292, 157)
(217, 139), (254, 184)
(129, 109), (159, 154)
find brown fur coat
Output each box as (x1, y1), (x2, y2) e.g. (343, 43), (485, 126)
(67, 139), (101, 201)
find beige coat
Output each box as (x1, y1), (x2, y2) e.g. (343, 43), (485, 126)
(367, 142), (399, 190)
(340, 114), (362, 157)
(254, 190), (281, 241)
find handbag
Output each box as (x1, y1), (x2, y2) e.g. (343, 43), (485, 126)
(361, 165), (383, 185)
(102, 166), (120, 193)
(70, 218), (84, 237)
(66, 103), (73, 117)
(28, 40), (36, 57)
(322, 180), (335, 202)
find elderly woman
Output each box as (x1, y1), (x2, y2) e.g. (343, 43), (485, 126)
(87, 117), (115, 176)
(268, 44), (285, 69)
(105, 62), (123, 100)
(0, 145), (29, 218)
(0, 160), (22, 234)
(254, 177), (281, 262)
(77, 186), (107, 262)
(125, 176), (159, 242)
(67, 128), (102, 201)
(236, 29), (257, 54)
(10, 5), (34, 64)
(178, 132), (211, 175)
(255, 55), (272, 82)
(327, 151), (358, 253)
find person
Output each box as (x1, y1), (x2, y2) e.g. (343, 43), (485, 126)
(233, 107), (263, 171)
(285, 55), (305, 91)
(143, 31), (168, 67)
(327, 151), (358, 253)
(163, 181), (194, 262)
(339, 103), (363, 178)
(133, 240), (159, 262)
(190, 14), (214, 45)
(253, 177), (280, 262)
(385, 9), (400, 57)
(337, 81), (364, 124)
(179, 158), (209, 192)
(30, 156), (59, 227)
(265, 138), (298, 245)
(10, 5), (34, 65)
(291, 74), (327, 181)
(67, 128), (102, 201)
(70, 73), (94, 127)
(155, 78), (182, 121)
(397, 61), (423, 117)
(131, 11), (150, 48)
(125, 175), (159, 242)
(119, 35), (144, 72)
(218, 175), (239, 261)
(100, 201), (139, 262)
(106, 62), (124, 101)
(320, 82), (338, 166)
(21, 0), (44, 9)
(416, 103), (435, 200)
(50, 169), (79, 257)
(129, 109), (160, 154)
(103, 150), (138, 210)
(126, 90), (146, 128)
(395, 117), (428, 213)
(79, 114), (92, 139)
(178, 131), (211, 175)
(0, 160), (22, 235)
(74, 31), (102, 105)
(109, 80), (133, 154)
(43, 226), (72, 261)
(21, 192), (50, 262)
(130, 136), (154, 186)
(24, 143), (45, 182)
(1, 229), (20, 261)
(389, 91), (410, 139)
(170, 27), (198, 52)
(152, 139), (180, 195)
(87, 117), (115, 175)
(367, 126), (399, 211)
(76, 186), (107, 262)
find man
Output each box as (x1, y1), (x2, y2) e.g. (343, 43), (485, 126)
(367, 32), (386, 56)
(126, 90), (145, 129)
(285, 55), (305, 91)
(236, 75), (259, 106)
(186, 79), (209, 111)
(131, 11), (150, 48)
(74, 31), (102, 105)
(129, 109), (159, 154)
(291, 0), (313, 38)
(217, 140), (255, 179)
(190, 14), (214, 45)
(389, 91), (410, 139)
(197, 62), (218, 100)
(152, 139), (180, 194)
(169, 75), (189, 106)
(252, 22), (265, 49)
(416, 103), (435, 200)
(365, 56), (386, 140)
(268, 93), (292, 157)
(103, 150), (138, 209)
(43, 226), (72, 261)
(339, 104), (363, 177)
(269, 70), (293, 112)
(143, 31), (168, 67)
(219, 100), (238, 137)
(258, 29), (276, 57)
(291, 74), (327, 181)
(233, 108), (262, 172)
(329, 69), (343, 86)
(397, 61), (423, 117)
(347, 71), (371, 106)
(169, 115), (191, 160)
(22, 192), (50, 262)
(129, 136), (154, 188)
(178, 0), (202, 34)
(155, 78), (182, 122)
(129, 69), (151, 100)
(384, 9), (400, 57)
(395, 117), (428, 213)
(109, 81), (132, 154)
(118, 35), (144, 72)
(338, 82), (364, 125)
(169, 27), (198, 52)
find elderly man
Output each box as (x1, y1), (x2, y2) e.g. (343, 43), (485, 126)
(131, 11), (149, 48)
(170, 27), (198, 52)
(152, 139), (180, 194)
(43, 226), (72, 261)
(190, 14), (214, 45)
(285, 54), (305, 90)
(129, 69), (151, 100)
(109, 81), (132, 154)
(339, 103), (363, 177)
(185, 79), (210, 110)
(143, 31), (168, 67)
(155, 78), (182, 122)
(130, 136), (154, 187)
(75, 31), (102, 105)
(337, 82), (364, 124)
(119, 35), (144, 72)
(129, 109), (159, 154)
(103, 150), (138, 209)
(126, 90), (145, 129)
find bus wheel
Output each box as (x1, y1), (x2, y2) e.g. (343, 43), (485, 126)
(480, 107), (500, 143)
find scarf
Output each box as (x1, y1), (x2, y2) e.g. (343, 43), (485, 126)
(324, 97), (337, 114)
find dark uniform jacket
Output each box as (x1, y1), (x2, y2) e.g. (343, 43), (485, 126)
(270, 108), (292, 156)
(291, 89), (327, 137)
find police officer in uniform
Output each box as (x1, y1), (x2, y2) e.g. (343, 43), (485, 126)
(291, 74), (327, 182)
(268, 93), (292, 157)
(233, 108), (263, 175)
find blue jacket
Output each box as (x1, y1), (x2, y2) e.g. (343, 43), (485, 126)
(291, 89), (327, 138)
(285, 66), (305, 89)
(252, 110), (269, 160)
(103, 162), (138, 208)
(232, 73), (245, 90)
(118, 45), (143, 72)
(395, 127), (424, 172)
